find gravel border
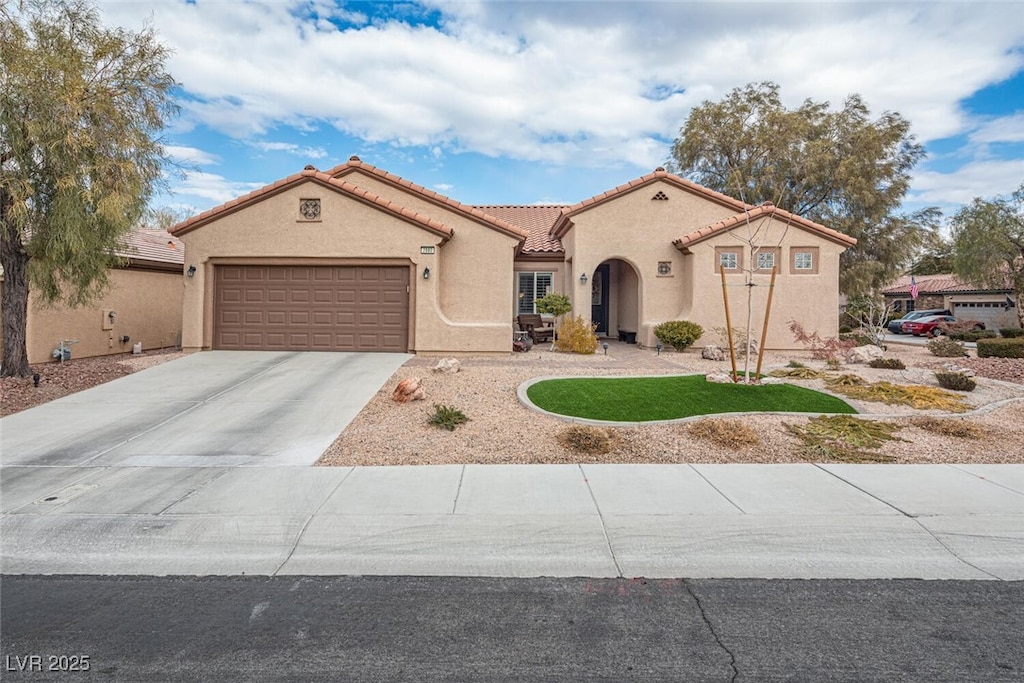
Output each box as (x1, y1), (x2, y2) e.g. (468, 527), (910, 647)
(318, 342), (1024, 466)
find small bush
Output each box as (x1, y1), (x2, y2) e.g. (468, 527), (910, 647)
(868, 357), (906, 370)
(557, 425), (620, 454)
(977, 337), (1024, 358)
(427, 404), (468, 431)
(654, 320), (704, 351)
(948, 330), (998, 342)
(999, 327), (1024, 338)
(934, 371), (976, 392)
(686, 419), (760, 449)
(787, 360), (807, 368)
(927, 337), (966, 358)
(535, 293), (573, 318)
(838, 325), (852, 334)
(912, 417), (982, 439)
(554, 315), (599, 354)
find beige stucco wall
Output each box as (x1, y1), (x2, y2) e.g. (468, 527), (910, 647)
(3, 268), (183, 365)
(559, 181), (847, 349)
(560, 180), (739, 346)
(177, 179), (520, 354)
(680, 219), (846, 349)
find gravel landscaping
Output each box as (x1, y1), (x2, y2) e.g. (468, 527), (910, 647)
(3, 343), (1022, 464)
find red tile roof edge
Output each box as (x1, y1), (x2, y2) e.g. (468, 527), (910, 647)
(672, 202), (857, 251)
(550, 169), (751, 238)
(169, 168), (453, 242)
(115, 229), (185, 266)
(881, 273), (1013, 294)
(329, 157), (530, 241)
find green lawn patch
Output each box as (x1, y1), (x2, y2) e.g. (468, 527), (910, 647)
(525, 375), (856, 422)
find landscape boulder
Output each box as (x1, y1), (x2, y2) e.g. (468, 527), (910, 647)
(844, 344), (884, 364)
(705, 371), (733, 384)
(701, 345), (725, 361)
(392, 377), (426, 403)
(433, 358), (462, 374)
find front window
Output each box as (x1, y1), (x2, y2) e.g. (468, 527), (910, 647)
(794, 252), (813, 270)
(517, 272), (553, 314)
(719, 252), (738, 270)
(757, 251), (775, 270)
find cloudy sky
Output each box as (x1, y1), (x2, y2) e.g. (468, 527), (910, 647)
(96, 1), (1024, 221)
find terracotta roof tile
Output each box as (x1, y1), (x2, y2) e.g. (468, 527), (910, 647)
(673, 202), (857, 251)
(116, 229), (184, 265)
(882, 273), (1012, 294)
(170, 168), (453, 242)
(328, 158), (529, 241)
(551, 169), (750, 238)
(474, 205), (566, 253)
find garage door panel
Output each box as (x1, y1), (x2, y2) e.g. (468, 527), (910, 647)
(215, 265), (409, 351)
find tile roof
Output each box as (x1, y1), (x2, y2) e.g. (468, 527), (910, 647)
(473, 205), (566, 253)
(673, 202), (858, 251)
(882, 273), (1012, 295)
(117, 229), (184, 265)
(169, 167), (453, 242)
(550, 168), (750, 238)
(328, 157), (530, 241)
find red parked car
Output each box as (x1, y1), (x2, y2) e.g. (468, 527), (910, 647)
(902, 315), (984, 337)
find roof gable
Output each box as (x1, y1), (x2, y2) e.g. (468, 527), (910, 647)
(475, 205), (565, 254)
(551, 168), (750, 238)
(673, 202), (857, 252)
(169, 167), (453, 242)
(327, 156), (529, 241)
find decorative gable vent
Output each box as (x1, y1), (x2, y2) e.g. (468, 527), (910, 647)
(299, 198), (321, 220)
(652, 191), (669, 201)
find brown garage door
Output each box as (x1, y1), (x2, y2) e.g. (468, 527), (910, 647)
(214, 265), (409, 351)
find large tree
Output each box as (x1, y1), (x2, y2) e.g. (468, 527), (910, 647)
(950, 184), (1024, 328)
(1, 0), (177, 376)
(670, 81), (936, 295)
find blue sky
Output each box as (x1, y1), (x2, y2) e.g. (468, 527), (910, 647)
(95, 1), (1024, 223)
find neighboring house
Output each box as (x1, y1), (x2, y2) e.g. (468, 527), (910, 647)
(170, 157), (855, 354)
(0, 229), (184, 364)
(883, 273), (1017, 331)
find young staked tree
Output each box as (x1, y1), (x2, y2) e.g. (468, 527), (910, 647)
(670, 81), (938, 296)
(1, 0), (178, 376)
(950, 184), (1024, 328)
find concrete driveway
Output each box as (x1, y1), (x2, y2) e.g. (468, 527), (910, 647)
(0, 351), (410, 468)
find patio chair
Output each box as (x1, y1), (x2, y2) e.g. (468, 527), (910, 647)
(517, 314), (555, 344)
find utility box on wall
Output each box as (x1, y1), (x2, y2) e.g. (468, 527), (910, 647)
(101, 309), (115, 331)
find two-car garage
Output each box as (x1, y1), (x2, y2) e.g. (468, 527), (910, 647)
(213, 265), (410, 352)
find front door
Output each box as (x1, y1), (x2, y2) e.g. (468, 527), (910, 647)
(590, 263), (610, 336)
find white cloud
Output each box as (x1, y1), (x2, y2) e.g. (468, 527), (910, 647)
(911, 158), (1024, 207)
(100, 1), (1023, 173)
(165, 145), (219, 166)
(173, 171), (267, 205)
(970, 113), (1024, 144)
(433, 183), (454, 192)
(248, 141), (329, 159)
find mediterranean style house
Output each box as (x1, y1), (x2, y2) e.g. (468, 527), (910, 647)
(882, 273), (1018, 331)
(170, 157), (855, 354)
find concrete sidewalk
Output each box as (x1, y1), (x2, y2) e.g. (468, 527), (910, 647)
(2, 463), (1021, 579)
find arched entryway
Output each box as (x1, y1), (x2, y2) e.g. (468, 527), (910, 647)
(590, 258), (639, 340)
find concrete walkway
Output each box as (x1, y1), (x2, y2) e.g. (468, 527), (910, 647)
(2, 462), (1022, 579)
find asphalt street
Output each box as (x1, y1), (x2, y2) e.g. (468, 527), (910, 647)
(2, 575), (1022, 682)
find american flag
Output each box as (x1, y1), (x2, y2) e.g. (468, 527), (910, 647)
(909, 276), (919, 300)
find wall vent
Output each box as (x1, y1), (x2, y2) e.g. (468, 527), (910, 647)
(652, 191), (669, 201)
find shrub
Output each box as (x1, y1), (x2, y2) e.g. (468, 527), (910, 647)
(686, 419), (760, 449)
(788, 320), (856, 362)
(838, 325), (852, 334)
(535, 293), (572, 318)
(784, 415), (902, 463)
(868, 357), (906, 370)
(999, 327), (1024, 338)
(427, 404), (468, 431)
(934, 371), (976, 392)
(947, 330), (998, 342)
(654, 320), (704, 351)
(825, 373), (866, 387)
(926, 337), (966, 357)
(554, 315), (598, 354)
(787, 360), (807, 368)
(825, 358), (842, 370)
(557, 425), (620, 454)
(977, 337), (1024, 358)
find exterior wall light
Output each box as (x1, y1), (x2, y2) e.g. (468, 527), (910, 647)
(187, 265), (196, 277)
(579, 272), (588, 285)
(423, 267), (430, 280)
(602, 341), (609, 355)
